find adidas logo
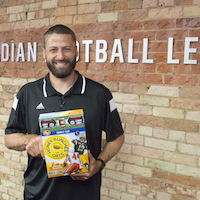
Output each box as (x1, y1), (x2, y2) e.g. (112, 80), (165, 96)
(36, 103), (45, 109)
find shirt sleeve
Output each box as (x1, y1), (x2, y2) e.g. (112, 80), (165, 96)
(102, 89), (124, 142)
(5, 87), (26, 135)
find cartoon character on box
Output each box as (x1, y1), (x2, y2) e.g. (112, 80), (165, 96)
(63, 147), (83, 175)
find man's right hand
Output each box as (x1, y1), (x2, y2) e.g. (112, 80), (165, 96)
(26, 135), (45, 159)
(5, 133), (45, 159)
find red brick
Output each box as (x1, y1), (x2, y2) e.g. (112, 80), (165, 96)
(113, 63), (127, 71)
(24, 28), (45, 37)
(127, 63), (140, 72)
(114, 21), (142, 31)
(191, 65), (200, 74)
(89, 52), (96, 62)
(70, 24), (87, 33)
(133, 176), (162, 189)
(169, 173), (200, 188)
(78, 52), (85, 61)
(97, 32), (114, 42)
(75, 61), (87, 71)
(189, 29), (200, 37)
(176, 18), (200, 28)
(173, 52), (184, 63)
(191, 53), (200, 64)
(0, 38), (11, 44)
(0, 31), (7, 39)
(15, 63), (23, 69)
(1, 69), (19, 78)
(113, 32), (125, 41)
(134, 115), (165, 128)
(144, 19), (175, 30)
(81, 71), (103, 82)
(88, 62), (99, 71)
(173, 41), (184, 52)
(175, 0), (192, 5)
(13, 37), (32, 44)
(23, 62), (33, 70)
(6, 63), (15, 69)
(157, 64), (173, 73)
(148, 42), (168, 53)
(141, 64), (156, 73)
(36, 70), (49, 79)
(104, 72), (132, 82)
(32, 36), (43, 44)
(152, 170), (169, 180)
(165, 75), (198, 86)
(126, 31), (155, 41)
(76, 33), (97, 42)
(156, 30), (188, 40)
(87, 23), (113, 32)
(18, 69), (35, 78)
(7, 30), (24, 38)
(174, 64), (190, 74)
(33, 62), (43, 70)
(127, 52), (142, 61)
(37, 53), (45, 62)
(100, 63), (113, 71)
(156, 53), (167, 63)
(164, 183), (195, 198)
(0, 63), (6, 69)
(79, 41), (95, 54)
(165, 119), (199, 132)
(133, 73), (162, 84)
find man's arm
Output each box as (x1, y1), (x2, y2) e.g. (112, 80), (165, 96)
(71, 133), (124, 181)
(97, 133), (124, 164)
(5, 133), (45, 159)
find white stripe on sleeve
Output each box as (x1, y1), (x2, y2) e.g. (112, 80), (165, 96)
(109, 98), (117, 112)
(12, 96), (19, 111)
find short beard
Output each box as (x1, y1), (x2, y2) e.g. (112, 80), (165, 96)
(46, 57), (76, 78)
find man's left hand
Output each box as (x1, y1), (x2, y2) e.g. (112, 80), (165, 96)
(70, 150), (102, 181)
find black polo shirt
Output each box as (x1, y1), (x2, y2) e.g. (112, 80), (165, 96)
(5, 71), (123, 200)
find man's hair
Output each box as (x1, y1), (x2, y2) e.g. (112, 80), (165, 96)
(43, 24), (76, 48)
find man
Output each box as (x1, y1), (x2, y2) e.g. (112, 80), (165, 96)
(5, 24), (124, 200)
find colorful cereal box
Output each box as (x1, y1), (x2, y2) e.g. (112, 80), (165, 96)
(39, 109), (89, 178)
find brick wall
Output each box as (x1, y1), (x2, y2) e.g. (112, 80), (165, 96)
(0, 0), (200, 199)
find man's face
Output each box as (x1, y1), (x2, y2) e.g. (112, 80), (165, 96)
(43, 33), (77, 78)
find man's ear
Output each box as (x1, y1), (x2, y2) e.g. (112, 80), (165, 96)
(75, 45), (79, 60)
(43, 48), (46, 60)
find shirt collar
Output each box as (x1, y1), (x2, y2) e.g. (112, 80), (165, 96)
(42, 71), (86, 97)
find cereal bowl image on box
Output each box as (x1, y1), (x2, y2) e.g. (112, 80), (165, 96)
(39, 109), (89, 178)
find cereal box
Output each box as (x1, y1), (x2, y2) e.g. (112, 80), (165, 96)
(39, 109), (89, 178)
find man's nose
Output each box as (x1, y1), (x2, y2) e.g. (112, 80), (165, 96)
(56, 50), (65, 60)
